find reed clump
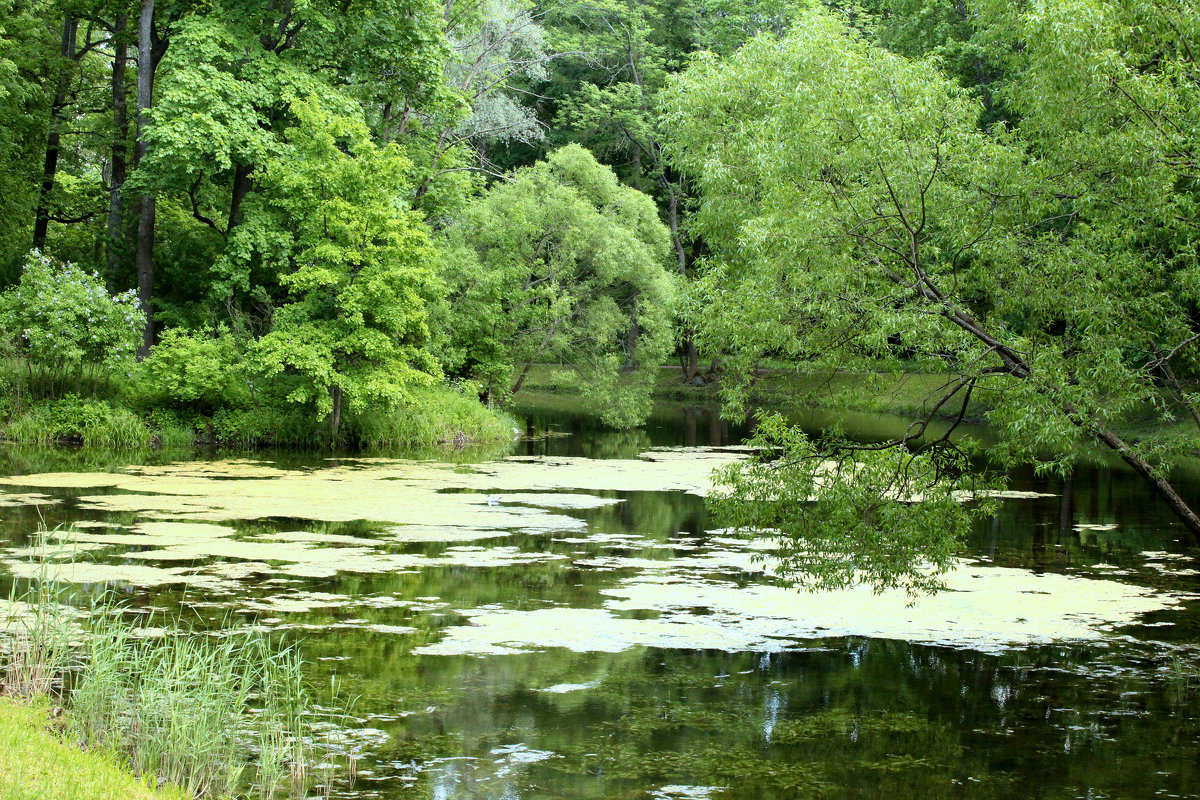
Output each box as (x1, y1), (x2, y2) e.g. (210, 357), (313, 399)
(4, 395), (150, 449)
(346, 385), (518, 448)
(0, 560), (76, 699)
(1, 546), (342, 799)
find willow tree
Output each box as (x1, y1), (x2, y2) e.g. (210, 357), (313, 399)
(437, 144), (675, 427)
(665, 7), (1200, 594)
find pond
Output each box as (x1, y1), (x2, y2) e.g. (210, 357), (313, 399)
(1, 399), (1198, 799)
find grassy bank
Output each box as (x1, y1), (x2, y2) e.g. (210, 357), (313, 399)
(0, 384), (516, 451)
(1, 555), (349, 799)
(0, 700), (188, 800)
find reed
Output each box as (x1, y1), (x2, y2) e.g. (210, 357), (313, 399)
(0, 557), (77, 701)
(69, 617), (317, 799)
(4, 396), (150, 449)
(347, 385), (516, 448)
(2, 542), (342, 798)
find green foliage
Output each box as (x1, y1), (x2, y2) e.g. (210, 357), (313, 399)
(4, 396), (148, 449)
(135, 327), (250, 412)
(666, 10), (999, 395)
(666, 4), (1200, 586)
(250, 97), (441, 438)
(713, 414), (998, 596)
(4, 550), (344, 799)
(142, 409), (198, 450)
(400, 0), (550, 215)
(344, 384), (518, 448)
(0, 252), (142, 399)
(209, 405), (323, 449)
(198, 384), (513, 449)
(437, 144), (676, 427)
(864, 0), (992, 102)
(0, 3), (46, 281)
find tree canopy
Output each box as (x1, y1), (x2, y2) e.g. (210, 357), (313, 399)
(666, 4), (1200, 590)
(438, 144), (675, 427)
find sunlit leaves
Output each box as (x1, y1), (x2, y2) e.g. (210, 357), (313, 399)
(250, 98), (440, 431)
(437, 144), (675, 427)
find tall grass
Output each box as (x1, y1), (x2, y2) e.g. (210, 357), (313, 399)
(4, 396), (150, 449)
(1, 543), (344, 799)
(1, 558), (76, 701)
(69, 618), (316, 799)
(347, 385), (517, 448)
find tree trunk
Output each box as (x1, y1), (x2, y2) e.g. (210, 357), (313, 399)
(329, 384), (343, 444)
(106, 16), (129, 279)
(881, 259), (1200, 536)
(227, 162), (255, 233)
(511, 320), (561, 396)
(32, 16), (78, 251)
(623, 291), (641, 371)
(662, 179), (701, 383)
(135, 0), (156, 357)
(686, 338), (700, 383)
(1090, 424), (1200, 535)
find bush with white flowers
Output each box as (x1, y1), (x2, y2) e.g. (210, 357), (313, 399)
(0, 251), (143, 383)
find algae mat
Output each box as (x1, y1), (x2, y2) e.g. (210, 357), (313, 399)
(0, 451), (1189, 655)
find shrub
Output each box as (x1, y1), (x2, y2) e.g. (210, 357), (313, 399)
(143, 409), (198, 450)
(210, 406), (324, 448)
(134, 328), (251, 412)
(0, 251), (142, 400)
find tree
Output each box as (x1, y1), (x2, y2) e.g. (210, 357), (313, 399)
(437, 144), (675, 427)
(381, 0), (553, 217)
(664, 7), (1200, 593)
(135, 0), (166, 355)
(544, 0), (808, 382)
(0, 2), (46, 280)
(250, 98), (441, 441)
(125, 0), (448, 327)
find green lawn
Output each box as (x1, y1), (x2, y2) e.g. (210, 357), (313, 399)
(0, 699), (188, 800)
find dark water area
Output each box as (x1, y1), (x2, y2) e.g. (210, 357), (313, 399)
(1, 399), (1198, 799)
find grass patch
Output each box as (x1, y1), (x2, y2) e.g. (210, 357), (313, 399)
(0, 698), (188, 800)
(3, 396), (151, 449)
(347, 385), (517, 448)
(1, 541), (351, 799)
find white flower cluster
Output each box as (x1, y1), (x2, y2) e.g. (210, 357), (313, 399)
(2, 250), (144, 367)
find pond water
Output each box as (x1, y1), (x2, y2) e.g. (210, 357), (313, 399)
(1, 400), (1199, 799)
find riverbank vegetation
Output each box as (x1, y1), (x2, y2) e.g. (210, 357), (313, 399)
(1, 0), (1199, 582)
(1, 549), (347, 798)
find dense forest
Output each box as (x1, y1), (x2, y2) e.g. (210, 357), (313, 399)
(1, 0), (1199, 585)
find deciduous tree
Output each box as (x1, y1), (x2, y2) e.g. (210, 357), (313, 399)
(665, 7), (1200, 592)
(437, 144), (675, 426)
